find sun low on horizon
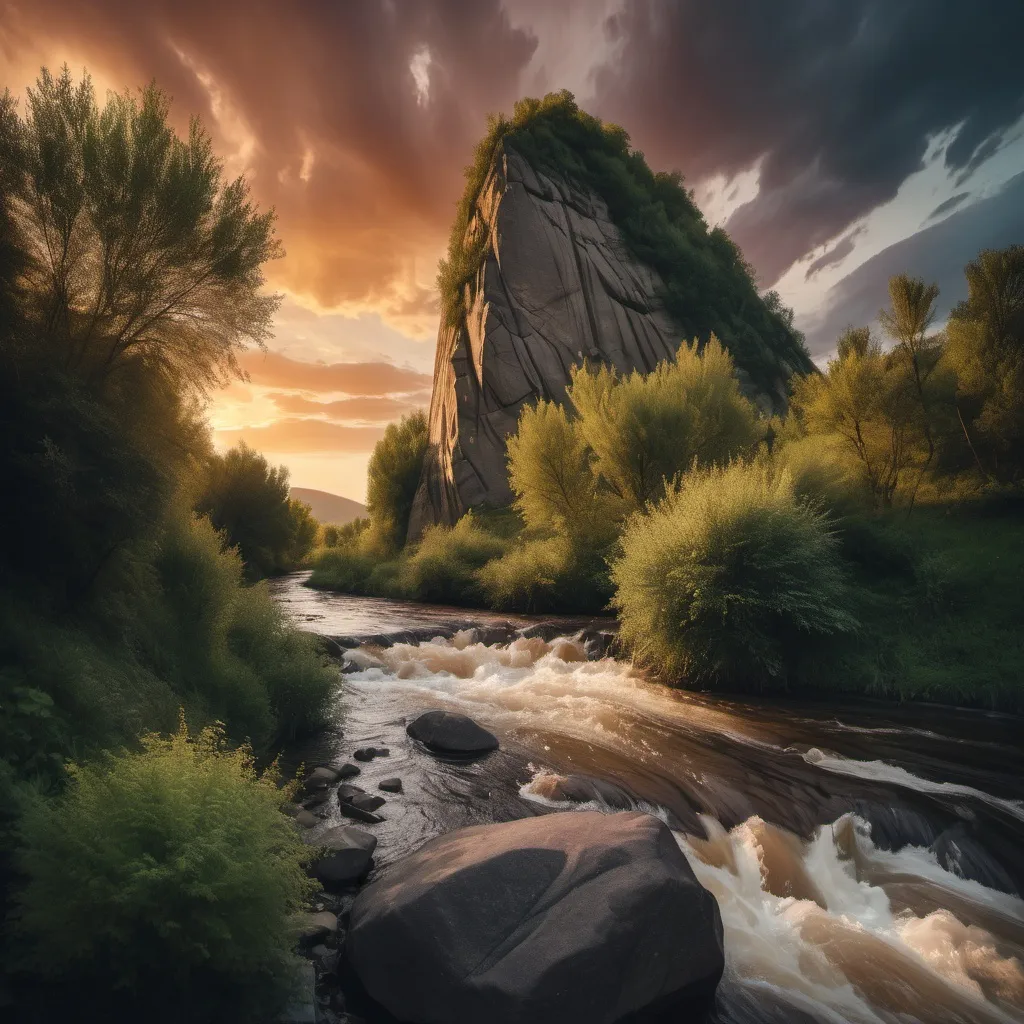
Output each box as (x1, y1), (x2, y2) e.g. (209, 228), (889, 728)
(4, 0), (1023, 502)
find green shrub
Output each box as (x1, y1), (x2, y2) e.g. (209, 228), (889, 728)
(366, 411), (428, 549)
(611, 462), (857, 689)
(400, 513), (506, 605)
(569, 337), (763, 509)
(476, 535), (612, 613)
(772, 433), (872, 517)
(152, 512), (334, 746)
(15, 722), (314, 1023)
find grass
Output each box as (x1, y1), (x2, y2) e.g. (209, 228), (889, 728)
(827, 499), (1024, 710)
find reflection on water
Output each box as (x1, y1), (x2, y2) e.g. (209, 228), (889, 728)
(273, 575), (1024, 1024)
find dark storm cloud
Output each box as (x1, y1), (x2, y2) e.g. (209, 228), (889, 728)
(927, 192), (970, 221)
(1, 0), (536, 313)
(593, 0), (1024, 286)
(804, 234), (859, 280)
(803, 171), (1024, 358)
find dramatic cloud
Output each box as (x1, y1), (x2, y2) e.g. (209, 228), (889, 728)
(805, 235), (859, 280)
(927, 192), (971, 221)
(266, 393), (428, 421)
(0, 0), (537, 323)
(214, 419), (386, 453)
(803, 171), (1024, 357)
(593, 0), (1024, 285)
(237, 351), (431, 396)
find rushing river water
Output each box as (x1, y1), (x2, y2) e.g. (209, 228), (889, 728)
(270, 572), (1024, 1024)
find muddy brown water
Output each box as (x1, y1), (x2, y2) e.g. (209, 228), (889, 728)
(271, 571), (1024, 1024)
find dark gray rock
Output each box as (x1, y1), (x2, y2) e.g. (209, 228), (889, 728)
(406, 710), (499, 756)
(296, 911), (339, 946)
(347, 811), (723, 1024)
(349, 793), (386, 813)
(294, 809), (320, 829)
(340, 803), (384, 825)
(337, 783), (366, 804)
(280, 801), (302, 818)
(337, 763), (361, 780)
(353, 748), (382, 762)
(301, 790), (330, 810)
(378, 778), (403, 793)
(304, 766), (341, 794)
(309, 826), (377, 888)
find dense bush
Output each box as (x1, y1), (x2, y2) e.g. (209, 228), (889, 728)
(437, 91), (812, 390)
(611, 462), (857, 689)
(399, 513), (506, 605)
(366, 411), (428, 549)
(15, 722), (313, 1023)
(569, 337), (762, 509)
(195, 443), (317, 580)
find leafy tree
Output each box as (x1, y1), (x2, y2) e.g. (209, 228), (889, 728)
(568, 337), (762, 510)
(879, 274), (942, 466)
(945, 246), (1024, 483)
(8, 67), (280, 390)
(195, 443), (315, 579)
(15, 721), (314, 1023)
(366, 411), (428, 549)
(506, 399), (615, 545)
(790, 332), (922, 508)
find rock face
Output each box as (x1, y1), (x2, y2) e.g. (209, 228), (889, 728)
(408, 141), (803, 537)
(347, 810), (724, 1024)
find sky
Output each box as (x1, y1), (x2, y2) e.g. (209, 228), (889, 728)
(2, 0), (1023, 502)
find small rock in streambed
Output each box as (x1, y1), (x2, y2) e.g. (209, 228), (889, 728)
(280, 801), (302, 818)
(336, 763), (361, 779)
(295, 911), (339, 947)
(406, 710), (499, 756)
(348, 793), (385, 813)
(308, 825), (377, 888)
(294, 809), (321, 829)
(337, 783), (366, 804)
(303, 766), (341, 794)
(353, 747), (389, 762)
(340, 803), (384, 825)
(378, 778), (403, 793)
(301, 790), (330, 810)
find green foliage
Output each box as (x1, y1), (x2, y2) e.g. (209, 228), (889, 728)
(945, 245), (1024, 483)
(476, 535), (611, 613)
(8, 67), (280, 390)
(789, 333), (929, 507)
(438, 90), (812, 389)
(506, 399), (616, 544)
(399, 513), (506, 605)
(569, 337), (763, 510)
(195, 443), (317, 579)
(15, 721), (313, 1023)
(611, 462), (857, 689)
(366, 411), (429, 549)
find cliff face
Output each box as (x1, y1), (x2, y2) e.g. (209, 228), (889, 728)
(408, 143), (800, 538)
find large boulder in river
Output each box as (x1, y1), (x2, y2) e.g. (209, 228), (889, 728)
(347, 810), (724, 1024)
(406, 710), (499, 756)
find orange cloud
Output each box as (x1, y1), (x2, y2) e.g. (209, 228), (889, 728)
(215, 418), (386, 453)
(237, 351), (430, 395)
(0, 0), (537, 327)
(265, 393), (427, 421)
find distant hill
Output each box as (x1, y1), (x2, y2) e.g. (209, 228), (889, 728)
(290, 487), (366, 525)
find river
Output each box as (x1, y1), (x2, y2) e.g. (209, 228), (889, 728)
(270, 571), (1024, 1024)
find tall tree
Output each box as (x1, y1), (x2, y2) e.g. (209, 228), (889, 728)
(945, 246), (1024, 483)
(9, 67), (281, 390)
(878, 274), (941, 466)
